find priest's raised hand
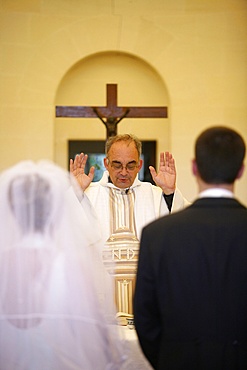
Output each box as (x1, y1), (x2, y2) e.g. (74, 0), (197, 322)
(70, 152), (95, 191)
(149, 151), (176, 195)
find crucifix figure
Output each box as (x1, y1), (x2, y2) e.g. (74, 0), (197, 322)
(56, 84), (168, 139)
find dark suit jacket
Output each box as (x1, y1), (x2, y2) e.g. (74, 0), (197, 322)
(134, 197), (247, 370)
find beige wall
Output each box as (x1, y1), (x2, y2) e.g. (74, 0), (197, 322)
(1, 0), (247, 204)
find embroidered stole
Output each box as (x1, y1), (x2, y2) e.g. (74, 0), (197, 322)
(102, 188), (139, 322)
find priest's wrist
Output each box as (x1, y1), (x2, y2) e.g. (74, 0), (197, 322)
(162, 187), (175, 195)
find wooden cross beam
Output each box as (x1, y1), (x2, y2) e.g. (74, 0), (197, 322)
(56, 84), (168, 139)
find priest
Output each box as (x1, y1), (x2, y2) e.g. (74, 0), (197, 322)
(70, 133), (189, 316)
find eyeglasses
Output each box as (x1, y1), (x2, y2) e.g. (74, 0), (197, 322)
(108, 160), (139, 171)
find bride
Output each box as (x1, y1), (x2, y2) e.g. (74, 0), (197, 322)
(0, 160), (126, 370)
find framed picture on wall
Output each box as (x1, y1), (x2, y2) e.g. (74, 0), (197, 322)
(68, 140), (156, 184)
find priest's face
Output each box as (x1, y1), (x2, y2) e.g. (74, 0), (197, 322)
(104, 141), (143, 189)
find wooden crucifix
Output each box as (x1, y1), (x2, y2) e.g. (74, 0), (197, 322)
(56, 84), (168, 139)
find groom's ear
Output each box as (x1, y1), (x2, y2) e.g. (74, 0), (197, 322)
(192, 159), (198, 177)
(236, 163), (245, 180)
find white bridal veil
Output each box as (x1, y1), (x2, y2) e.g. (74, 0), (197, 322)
(0, 160), (126, 370)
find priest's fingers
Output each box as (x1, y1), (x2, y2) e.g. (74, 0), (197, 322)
(159, 152), (165, 166)
(71, 153), (88, 170)
(69, 158), (74, 173)
(149, 165), (157, 179)
(88, 166), (95, 181)
(165, 152), (176, 172)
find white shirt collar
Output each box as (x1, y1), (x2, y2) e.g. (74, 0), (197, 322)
(199, 188), (234, 198)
